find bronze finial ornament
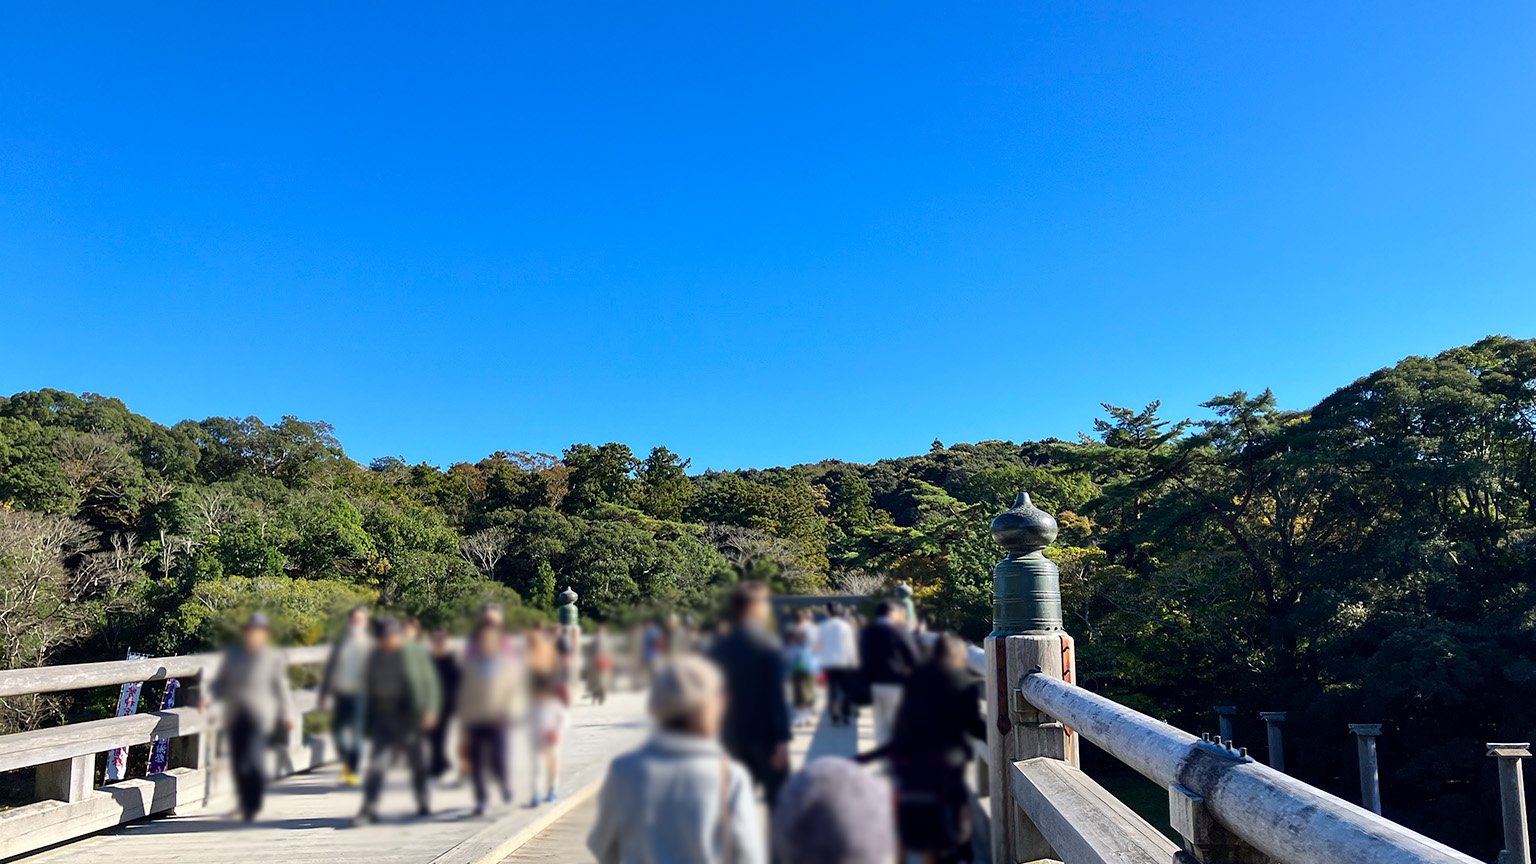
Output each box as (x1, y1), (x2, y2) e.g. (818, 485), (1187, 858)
(557, 586), (579, 627)
(989, 492), (1063, 635)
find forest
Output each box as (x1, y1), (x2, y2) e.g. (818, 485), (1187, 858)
(1, 335), (1533, 856)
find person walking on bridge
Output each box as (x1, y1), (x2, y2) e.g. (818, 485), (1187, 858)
(708, 580), (791, 808)
(815, 603), (859, 726)
(319, 605), (372, 787)
(858, 599), (921, 747)
(206, 612), (295, 822)
(464, 603), (519, 789)
(857, 632), (984, 863)
(526, 624), (568, 806)
(427, 627), (462, 781)
(587, 655), (764, 864)
(355, 615), (441, 824)
(458, 621), (521, 816)
(586, 623), (614, 705)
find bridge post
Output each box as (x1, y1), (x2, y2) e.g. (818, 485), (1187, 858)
(1170, 779), (1274, 864)
(1488, 743), (1532, 864)
(1349, 723), (1384, 814)
(1259, 712), (1287, 772)
(985, 492), (1076, 863)
(35, 753), (94, 803)
(558, 586), (583, 688)
(168, 673), (203, 770)
(557, 585), (580, 627)
(1214, 705), (1237, 746)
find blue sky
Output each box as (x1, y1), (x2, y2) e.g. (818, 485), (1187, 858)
(2, 3), (1533, 471)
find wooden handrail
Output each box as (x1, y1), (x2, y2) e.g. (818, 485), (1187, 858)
(0, 689), (321, 775)
(1010, 757), (1183, 863)
(0, 707), (205, 773)
(1019, 671), (1483, 864)
(0, 644), (357, 775)
(0, 645), (332, 699)
(0, 654), (216, 699)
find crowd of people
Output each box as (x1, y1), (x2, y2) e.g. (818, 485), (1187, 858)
(590, 581), (985, 864)
(205, 580), (984, 863)
(206, 601), (594, 824)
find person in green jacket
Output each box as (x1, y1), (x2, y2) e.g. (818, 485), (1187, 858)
(356, 615), (441, 823)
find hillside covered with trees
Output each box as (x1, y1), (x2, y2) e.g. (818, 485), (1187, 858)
(2, 335), (1534, 854)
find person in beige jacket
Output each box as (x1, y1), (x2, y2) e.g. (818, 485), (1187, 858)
(458, 622), (523, 815)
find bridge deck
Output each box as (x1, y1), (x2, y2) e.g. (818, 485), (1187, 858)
(17, 691), (650, 864)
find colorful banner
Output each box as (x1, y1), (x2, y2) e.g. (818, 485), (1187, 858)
(104, 651), (148, 782)
(146, 678), (179, 774)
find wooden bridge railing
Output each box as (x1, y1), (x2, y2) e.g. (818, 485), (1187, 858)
(1009, 671), (1484, 864)
(973, 492), (1486, 864)
(0, 626), (625, 861)
(0, 645), (333, 860)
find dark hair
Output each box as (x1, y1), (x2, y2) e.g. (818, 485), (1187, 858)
(659, 714), (694, 734)
(729, 580), (769, 621)
(930, 632), (966, 666)
(874, 599), (898, 619)
(825, 602), (838, 617)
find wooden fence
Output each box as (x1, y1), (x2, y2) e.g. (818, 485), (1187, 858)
(0, 646), (333, 860)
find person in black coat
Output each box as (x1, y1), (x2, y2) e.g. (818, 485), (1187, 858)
(857, 599), (922, 746)
(858, 632), (985, 863)
(427, 627), (462, 780)
(708, 580), (792, 807)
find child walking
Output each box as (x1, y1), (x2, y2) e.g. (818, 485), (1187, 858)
(785, 628), (819, 728)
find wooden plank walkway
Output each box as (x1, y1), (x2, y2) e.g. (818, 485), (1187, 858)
(17, 691), (650, 864)
(502, 699), (876, 862)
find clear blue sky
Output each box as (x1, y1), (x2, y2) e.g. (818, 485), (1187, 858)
(3, 3), (1533, 471)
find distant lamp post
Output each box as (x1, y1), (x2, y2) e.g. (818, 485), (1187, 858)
(989, 492), (1062, 635)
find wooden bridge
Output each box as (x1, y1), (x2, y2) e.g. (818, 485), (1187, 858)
(0, 494), (1525, 864)
(0, 640), (1502, 864)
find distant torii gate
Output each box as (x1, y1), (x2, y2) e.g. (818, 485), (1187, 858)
(770, 593), (875, 619)
(769, 581), (913, 622)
